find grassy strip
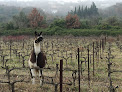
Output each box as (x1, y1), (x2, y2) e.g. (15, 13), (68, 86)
(0, 27), (122, 36)
(0, 28), (46, 36)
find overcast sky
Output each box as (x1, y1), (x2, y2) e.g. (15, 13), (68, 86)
(17, 0), (85, 1)
(0, 0), (121, 8)
(21, 0), (85, 1)
(17, 0), (106, 1)
(0, 0), (107, 2)
(0, 0), (121, 3)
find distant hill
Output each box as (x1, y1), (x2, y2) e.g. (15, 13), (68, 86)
(100, 3), (122, 18)
(0, 2), (122, 23)
(0, 5), (19, 22)
(0, 5), (45, 23)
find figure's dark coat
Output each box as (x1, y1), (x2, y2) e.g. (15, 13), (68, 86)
(30, 50), (46, 68)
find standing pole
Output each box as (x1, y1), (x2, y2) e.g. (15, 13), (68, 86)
(88, 46), (90, 83)
(105, 36), (107, 45)
(60, 59), (63, 92)
(10, 41), (12, 60)
(93, 42), (95, 76)
(100, 40), (101, 58)
(78, 48), (80, 92)
(102, 39), (104, 51)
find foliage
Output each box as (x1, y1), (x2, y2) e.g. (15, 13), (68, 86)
(66, 14), (81, 29)
(90, 16), (102, 26)
(97, 23), (111, 30)
(0, 5), (20, 22)
(46, 26), (64, 35)
(0, 15), (8, 23)
(97, 17), (121, 30)
(70, 2), (99, 18)
(1, 28), (122, 37)
(80, 20), (91, 29)
(0, 4), (122, 36)
(111, 26), (120, 29)
(0, 5), (46, 23)
(1, 12), (29, 30)
(106, 17), (119, 26)
(28, 8), (44, 28)
(65, 29), (122, 36)
(6, 22), (14, 30)
(50, 19), (66, 28)
(101, 3), (122, 18)
(13, 12), (29, 29)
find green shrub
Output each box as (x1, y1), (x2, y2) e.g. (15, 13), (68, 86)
(45, 26), (64, 35)
(80, 20), (91, 29)
(97, 23), (111, 30)
(50, 19), (66, 28)
(5, 22), (14, 30)
(111, 26), (120, 29)
(0, 28), (122, 37)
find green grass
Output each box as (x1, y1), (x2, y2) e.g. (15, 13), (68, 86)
(0, 27), (122, 36)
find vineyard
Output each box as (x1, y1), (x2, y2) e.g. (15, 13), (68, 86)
(0, 35), (122, 92)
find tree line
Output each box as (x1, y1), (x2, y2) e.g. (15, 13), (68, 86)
(1, 8), (47, 30)
(0, 2), (121, 31)
(69, 2), (99, 18)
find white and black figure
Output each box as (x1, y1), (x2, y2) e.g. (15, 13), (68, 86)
(28, 31), (46, 86)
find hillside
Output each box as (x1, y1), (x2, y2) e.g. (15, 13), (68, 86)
(100, 3), (122, 18)
(0, 2), (122, 23)
(1, 0), (121, 16)
(0, 5), (20, 22)
(0, 5), (45, 23)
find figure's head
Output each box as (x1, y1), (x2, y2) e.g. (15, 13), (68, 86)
(34, 31), (43, 43)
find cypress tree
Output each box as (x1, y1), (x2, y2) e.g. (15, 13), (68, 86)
(74, 7), (77, 14)
(84, 6), (88, 18)
(77, 6), (81, 17)
(81, 6), (84, 18)
(90, 2), (99, 16)
(69, 2), (99, 18)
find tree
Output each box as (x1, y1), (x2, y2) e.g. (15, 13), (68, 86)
(50, 19), (66, 28)
(69, 2), (99, 18)
(74, 7), (77, 14)
(77, 6), (81, 17)
(81, 6), (84, 18)
(90, 2), (99, 16)
(28, 8), (44, 28)
(107, 17), (119, 26)
(13, 11), (29, 29)
(66, 14), (81, 29)
(84, 6), (88, 17)
(5, 22), (14, 30)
